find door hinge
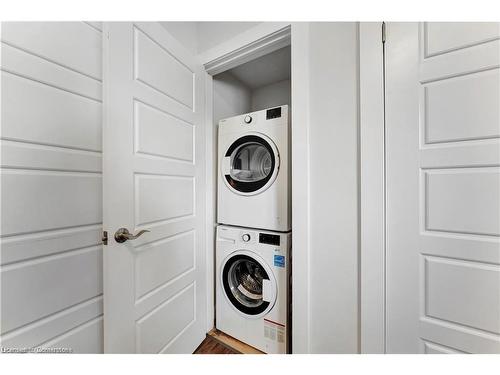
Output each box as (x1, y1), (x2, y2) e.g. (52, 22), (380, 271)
(102, 230), (108, 246)
(382, 22), (386, 43)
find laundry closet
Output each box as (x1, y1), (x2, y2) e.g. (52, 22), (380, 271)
(208, 45), (292, 353)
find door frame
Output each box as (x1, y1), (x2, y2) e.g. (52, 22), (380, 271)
(200, 23), (296, 344)
(359, 22), (386, 353)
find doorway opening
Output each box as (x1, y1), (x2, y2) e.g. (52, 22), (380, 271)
(205, 41), (292, 353)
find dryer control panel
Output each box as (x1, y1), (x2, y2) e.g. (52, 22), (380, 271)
(266, 107), (282, 120)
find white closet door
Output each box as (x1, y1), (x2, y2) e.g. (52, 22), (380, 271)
(103, 22), (206, 353)
(385, 22), (500, 353)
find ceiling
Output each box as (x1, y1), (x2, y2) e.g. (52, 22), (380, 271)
(225, 46), (291, 90)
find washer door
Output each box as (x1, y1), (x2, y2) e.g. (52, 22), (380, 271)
(221, 250), (277, 318)
(222, 134), (279, 195)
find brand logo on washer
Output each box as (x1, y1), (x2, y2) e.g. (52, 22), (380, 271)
(274, 255), (285, 268)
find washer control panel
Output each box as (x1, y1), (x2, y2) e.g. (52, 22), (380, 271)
(259, 233), (281, 246)
(238, 230), (256, 244)
(235, 230), (281, 246)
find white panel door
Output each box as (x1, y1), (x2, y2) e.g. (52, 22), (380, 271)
(1, 21), (104, 353)
(103, 22), (206, 353)
(385, 22), (500, 353)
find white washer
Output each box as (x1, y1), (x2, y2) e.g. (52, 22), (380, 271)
(217, 105), (290, 232)
(216, 225), (290, 354)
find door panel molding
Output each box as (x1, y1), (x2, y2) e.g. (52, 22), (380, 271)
(384, 22), (500, 354)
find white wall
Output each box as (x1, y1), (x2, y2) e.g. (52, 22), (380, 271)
(308, 22), (359, 354)
(290, 22), (311, 354)
(213, 72), (252, 123)
(160, 22), (262, 56)
(0, 22), (103, 353)
(159, 22), (198, 55)
(251, 79), (291, 111)
(211, 71), (252, 226)
(292, 22), (360, 353)
(211, 71), (252, 223)
(197, 22), (261, 54)
(359, 22), (385, 354)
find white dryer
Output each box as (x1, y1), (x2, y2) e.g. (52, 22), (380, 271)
(217, 105), (290, 232)
(216, 225), (290, 354)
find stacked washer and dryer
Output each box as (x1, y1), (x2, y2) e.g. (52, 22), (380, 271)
(216, 105), (291, 354)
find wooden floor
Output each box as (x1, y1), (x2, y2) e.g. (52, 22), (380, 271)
(193, 329), (265, 354)
(206, 329), (264, 354)
(193, 335), (238, 354)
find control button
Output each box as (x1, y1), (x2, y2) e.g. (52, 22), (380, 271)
(242, 234), (251, 242)
(244, 115), (252, 124)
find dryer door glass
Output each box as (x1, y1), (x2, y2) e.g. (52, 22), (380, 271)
(230, 142), (272, 182)
(222, 254), (271, 315)
(224, 135), (276, 194)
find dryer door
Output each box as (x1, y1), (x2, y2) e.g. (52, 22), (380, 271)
(221, 250), (277, 318)
(222, 134), (279, 195)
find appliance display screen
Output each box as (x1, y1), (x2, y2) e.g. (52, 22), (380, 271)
(259, 233), (280, 246)
(266, 107), (282, 120)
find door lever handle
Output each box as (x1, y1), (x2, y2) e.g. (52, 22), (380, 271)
(114, 228), (150, 243)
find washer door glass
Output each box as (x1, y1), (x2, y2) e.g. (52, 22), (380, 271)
(222, 254), (270, 316)
(224, 135), (277, 194)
